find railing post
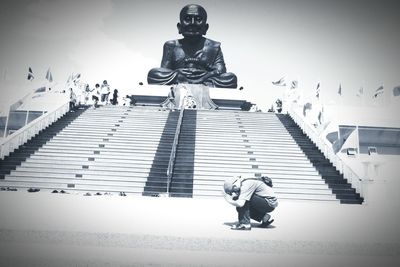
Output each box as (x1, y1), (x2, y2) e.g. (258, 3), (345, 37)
(3, 109), (10, 138)
(25, 110), (30, 126)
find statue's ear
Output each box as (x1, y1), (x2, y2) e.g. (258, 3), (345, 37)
(177, 23), (182, 34)
(202, 23), (209, 35)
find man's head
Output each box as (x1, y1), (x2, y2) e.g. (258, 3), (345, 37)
(177, 4), (209, 38)
(223, 177), (240, 195)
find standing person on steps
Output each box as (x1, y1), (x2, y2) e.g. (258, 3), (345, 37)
(100, 80), (110, 105)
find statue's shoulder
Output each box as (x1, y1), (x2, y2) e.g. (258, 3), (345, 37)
(163, 40), (179, 48)
(204, 38), (221, 49)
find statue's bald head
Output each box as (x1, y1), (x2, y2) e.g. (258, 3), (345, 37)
(177, 4), (209, 38)
(180, 4), (207, 22)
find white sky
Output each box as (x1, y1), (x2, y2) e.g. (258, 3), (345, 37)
(1, 0), (400, 110)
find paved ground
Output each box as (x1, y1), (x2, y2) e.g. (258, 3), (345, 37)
(0, 190), (399, 267)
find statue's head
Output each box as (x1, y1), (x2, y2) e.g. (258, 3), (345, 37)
(177, 4), (209, 38)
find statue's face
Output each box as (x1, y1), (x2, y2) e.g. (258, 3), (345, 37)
(178, 4), (208, 38)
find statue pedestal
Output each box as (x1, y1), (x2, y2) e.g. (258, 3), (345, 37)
(161, 84), (217, 110)
(130, 84), (251, 110)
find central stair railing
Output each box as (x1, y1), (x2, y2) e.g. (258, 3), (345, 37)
(166, 107), (185, 195)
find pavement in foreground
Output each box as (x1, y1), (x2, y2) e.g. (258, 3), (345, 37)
(0, 190), (399, 267)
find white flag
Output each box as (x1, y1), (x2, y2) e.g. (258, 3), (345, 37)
(45, 68), (53, 82)
(272, 77), (286, 86)
(373, 86), (384, 98)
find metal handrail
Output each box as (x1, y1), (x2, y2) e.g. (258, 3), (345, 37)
(166, 106), (185, 195)
(0, 101), (70, 159)
(287, 105), (365, 197)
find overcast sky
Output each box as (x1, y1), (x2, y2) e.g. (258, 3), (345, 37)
(1, 0), (399, 109)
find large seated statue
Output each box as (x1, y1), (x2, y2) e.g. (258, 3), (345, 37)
(147, 4), (237, 89)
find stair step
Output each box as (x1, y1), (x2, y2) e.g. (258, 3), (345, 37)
(39, 146), (172, 154)
(6, 171), (167, 181)
(34, 150), (171, 158)
(10, 166), (167, 177)
(178, 174), (326, 184)
(31, 152), (170, 161)
(0, 180), (146, 194)
(20, 161), (168, 171)
(173, 166), (319, 176)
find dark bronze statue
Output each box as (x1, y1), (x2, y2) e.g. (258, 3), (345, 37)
(147, 4), (237, 88)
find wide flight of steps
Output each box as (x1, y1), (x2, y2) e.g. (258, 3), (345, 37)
(172, 110), (362, 203)
(276, 114), (363, 204)
(0, 106), (177, 195)
(0, 108), (86, 179)
(0, 105), (362, 203)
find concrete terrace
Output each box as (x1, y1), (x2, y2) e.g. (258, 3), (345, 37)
(0, 190), (399, 267)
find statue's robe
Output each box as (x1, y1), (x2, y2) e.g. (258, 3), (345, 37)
(148, 38), (237, 88)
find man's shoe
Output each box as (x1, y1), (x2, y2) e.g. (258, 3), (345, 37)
(28, 188), (40, 193)
(263, 213), (271, 222)
(231, 223), (251, 230)
(259, 219), (274, 228)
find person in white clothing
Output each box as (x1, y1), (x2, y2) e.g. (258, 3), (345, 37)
(100, 80), (110, 104)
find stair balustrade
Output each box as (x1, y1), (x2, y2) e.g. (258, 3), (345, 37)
(0, 102), (70, 160)
(288, 105), (365, 199)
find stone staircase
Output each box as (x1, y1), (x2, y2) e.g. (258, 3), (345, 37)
(276, 114), (363, 204)
(0, 108), (86, 179)
(0, 106), (363, 203)
(0, 106), (176, 195)
(172, 110), (343, 202)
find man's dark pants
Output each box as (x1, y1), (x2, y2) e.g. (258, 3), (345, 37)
(236, 194), (275, 224)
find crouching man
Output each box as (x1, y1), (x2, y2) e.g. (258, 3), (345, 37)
(223, 176), (278, 230)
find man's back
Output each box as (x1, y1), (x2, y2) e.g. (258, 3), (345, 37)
(239, 179), (276, 201)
